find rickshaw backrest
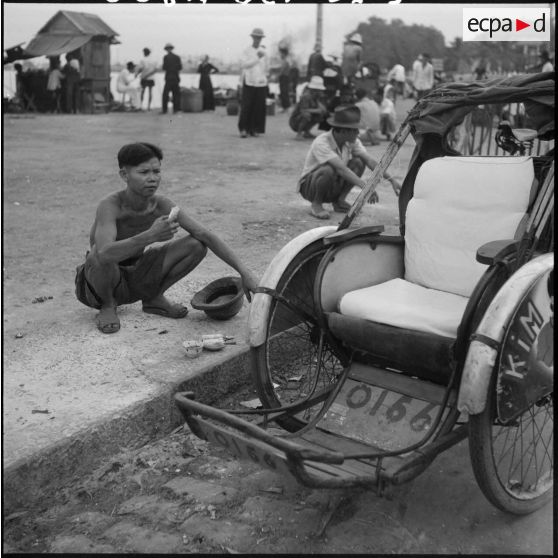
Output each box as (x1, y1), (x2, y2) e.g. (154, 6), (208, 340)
(404, 156), (535, 298)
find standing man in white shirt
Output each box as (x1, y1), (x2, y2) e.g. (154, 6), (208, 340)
(387, 61), (406, 98)
(411, 53), (434, 100)
(136, 48), (158, 111)
(238, 28), (268, 138)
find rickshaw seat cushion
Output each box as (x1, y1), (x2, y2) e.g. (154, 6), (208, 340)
(339, 278), (469, 338)
(404, 156), (534, 297)
(327, 311), (455, 384)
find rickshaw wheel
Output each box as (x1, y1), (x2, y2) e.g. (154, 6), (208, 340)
(469, 376), (553, 515)
(252, 240), (347, 432)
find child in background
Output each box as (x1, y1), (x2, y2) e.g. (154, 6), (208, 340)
(383, 77), (397, 105)
(47, 59), (64, 113)
(354, 87), (381, 146)
(378, 84), (397, 141)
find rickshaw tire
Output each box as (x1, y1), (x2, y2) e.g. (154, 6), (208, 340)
(251, 239), (346, 433)
(468, 373), (553, 515)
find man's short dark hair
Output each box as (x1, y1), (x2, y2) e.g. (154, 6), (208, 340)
(117, 143), (163, 168)
(355, 88), (367, 101)
(143, 48), (151, 56)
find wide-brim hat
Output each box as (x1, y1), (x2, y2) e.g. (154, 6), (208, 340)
(349, 33), (362, 45)
(250, 28), (265, 38)
(191, 276), (244, 320)
(327, 105), (362, 129)
(164, 43), (174, 50)
(307, 76), (326, 90)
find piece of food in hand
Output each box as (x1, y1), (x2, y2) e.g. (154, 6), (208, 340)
(168, 206), (180, 222)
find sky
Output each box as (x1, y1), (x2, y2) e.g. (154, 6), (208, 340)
(2, 2), (550, 65)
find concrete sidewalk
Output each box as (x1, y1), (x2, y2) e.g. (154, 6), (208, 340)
(3, 295), (254, 514)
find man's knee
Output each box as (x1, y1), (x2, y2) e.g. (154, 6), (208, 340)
(181, 236), (208, 261)
(84, 248), (120, 292)
(308, 164), (336, 191)
(87, 246), (116, 270)
(347, 157), (365, 177)
(298, 112), (313, 130)
(303, 164), (339, 202)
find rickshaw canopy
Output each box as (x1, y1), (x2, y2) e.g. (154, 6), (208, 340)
(399, 72), (555, 233)
(408, 72), (555, 137)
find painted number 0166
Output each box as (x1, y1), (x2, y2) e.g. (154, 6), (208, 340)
(346, 384), (437, 432)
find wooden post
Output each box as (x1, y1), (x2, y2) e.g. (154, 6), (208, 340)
(316, 4), (323, 50)
(338, 122), (412, 231)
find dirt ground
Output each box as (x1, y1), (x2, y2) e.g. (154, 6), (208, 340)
(2, 104), (406, 468)
(2, 383), (553, 554)
(2, 103), (552, 554)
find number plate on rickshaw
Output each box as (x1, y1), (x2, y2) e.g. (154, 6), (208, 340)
(193, 417), (295, 477)
(319, 379), (441, 450)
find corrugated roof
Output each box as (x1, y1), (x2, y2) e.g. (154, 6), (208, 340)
(37, 10), (118, 38)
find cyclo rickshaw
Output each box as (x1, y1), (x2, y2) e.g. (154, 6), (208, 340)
(175, 72), (554, 515)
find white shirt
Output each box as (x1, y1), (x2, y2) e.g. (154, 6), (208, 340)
(388, 64), (405, 82)
(240, 45), (268, 87)
(137, 56), (158, 80)
(380, 98), (396, 117)
(542, 61), (553, 72)
(47, 68), (63, 91)
(116, 68), (137, 91)
(298, 130), (367, 187)
(355, 98), (380, 131)
(412, 60), (434, 91)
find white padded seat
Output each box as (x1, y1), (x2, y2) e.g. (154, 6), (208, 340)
(405, 156), (534, 297)
(339, 278), (469, 338)
(339, 156), (535, 338)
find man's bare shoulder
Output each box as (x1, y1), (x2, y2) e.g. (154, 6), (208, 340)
(95, 192), (124, 217)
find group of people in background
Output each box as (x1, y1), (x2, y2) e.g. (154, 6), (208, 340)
(286, 32), (405, 145)
(114, 43), (218, 114)
(40, 53), (81, 113)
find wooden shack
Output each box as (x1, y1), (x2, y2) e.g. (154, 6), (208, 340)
(20, 10), (119, 113)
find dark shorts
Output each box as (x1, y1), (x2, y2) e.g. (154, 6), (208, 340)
(75, 245), (169, 309)
(298, 159), (364, 203)
(141, 78), (155, 88)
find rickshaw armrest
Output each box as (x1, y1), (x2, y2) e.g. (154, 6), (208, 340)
(476, 239), (518, 265)
(323, 225), (392, 246)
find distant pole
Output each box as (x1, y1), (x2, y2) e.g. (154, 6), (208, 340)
(316, 4), (323, 50)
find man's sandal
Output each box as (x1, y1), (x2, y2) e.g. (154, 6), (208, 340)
(310, 208), (330, 220)
(142, 302), (189, 319)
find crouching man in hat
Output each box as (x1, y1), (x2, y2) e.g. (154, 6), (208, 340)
(296, 105), (401, 220)
(75, 142), (259, 334)
(289, 76), (328, 140)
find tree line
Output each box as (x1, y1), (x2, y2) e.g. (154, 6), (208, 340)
(353, 16), (551, 75)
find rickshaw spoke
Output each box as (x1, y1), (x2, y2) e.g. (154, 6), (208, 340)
(491, 397), (553, 496)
